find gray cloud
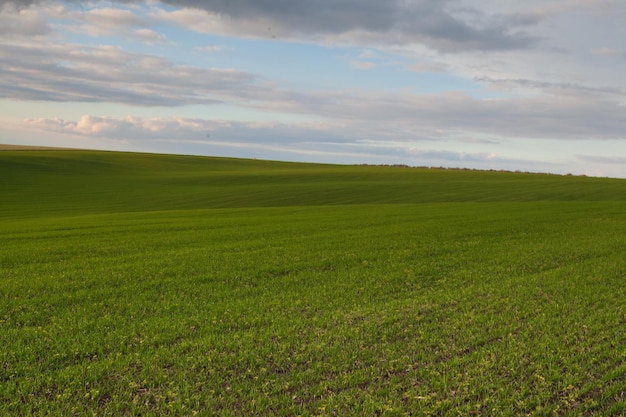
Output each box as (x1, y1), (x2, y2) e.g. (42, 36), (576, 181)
(0, 0), (37, 7)
(475, 76), (626, 100)
(250, 88), (626, 142)
(577, 155), (626, 165)
(0, 3), (51, 37)
(0, 0), (539, 52)
(0, 42), (263, 106)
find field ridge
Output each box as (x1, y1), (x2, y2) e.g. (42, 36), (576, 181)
(2, 149), (625, 219)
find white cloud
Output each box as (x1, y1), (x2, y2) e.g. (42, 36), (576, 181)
(19, 3), (173, 44)
(47, 5), (149, 36)
(131, 28), (168, 43)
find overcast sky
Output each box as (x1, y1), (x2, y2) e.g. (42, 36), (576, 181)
(1, 0), (625, 177)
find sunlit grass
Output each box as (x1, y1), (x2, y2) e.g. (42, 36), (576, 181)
(1, 150), (625, 415)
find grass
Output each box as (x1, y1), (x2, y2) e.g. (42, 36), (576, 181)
(1, 149), (625, 415)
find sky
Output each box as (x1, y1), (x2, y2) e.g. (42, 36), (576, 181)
(1, 0), (625, 177)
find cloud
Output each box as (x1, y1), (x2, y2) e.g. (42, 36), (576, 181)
(350, 61), (376, 70)
(19, 114), (568, 172)
(475, 77), (626, 99)
(260, 89), (626, 142)
(2, 34), (625, 144)
(0, 2), (51, 37)
(20, 69), (626, 146)
(131, 28), (168, 43)
(407, 148), (499, 163)
(577, 155), (626, 165)
(460, 137), (501, 145)
(19, 115), (381, 161)
(0, 41), (263, 106)
(45, 3), (172, 42)
(1, 0), (541, 52)
(406, 61), (448, 73)
(23, 114), (332, 140)
(66, 7), (146, 36)
(24, 115), (192, 137)
(15, 109), (625, 176)
(591, 47), (622, 57)
(0, 0), (38, 8)
(181, 0), (540, 51)
(573, 153), (626, 178)
(194, 45), (226, 53)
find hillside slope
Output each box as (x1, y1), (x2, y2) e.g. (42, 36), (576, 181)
(2, 149), (625, 218)
(1, 148), (625, 415)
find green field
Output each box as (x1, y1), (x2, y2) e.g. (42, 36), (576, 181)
(1, 149), (625, 416)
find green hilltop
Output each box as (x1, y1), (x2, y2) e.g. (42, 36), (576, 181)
(2, 148), (625, 218)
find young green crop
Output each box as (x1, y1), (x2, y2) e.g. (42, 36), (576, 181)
(2, 149), (626, 218)
(1, 149), (625, 415)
